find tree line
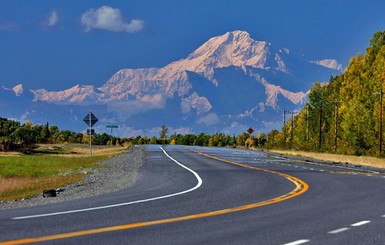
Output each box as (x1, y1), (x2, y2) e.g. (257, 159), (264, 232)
(0, 118), (125, 151)
(0, 118), (271, 151)
(2, 31), (385, 156)
(273, 31), (385, 156)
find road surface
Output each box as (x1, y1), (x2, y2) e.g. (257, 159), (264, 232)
(1, 145), (385, 244)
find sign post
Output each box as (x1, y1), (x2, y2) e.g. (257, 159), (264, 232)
(106, 125), (118, 135)
(83, 112), (98, 158)
(106, 125), (118, 145)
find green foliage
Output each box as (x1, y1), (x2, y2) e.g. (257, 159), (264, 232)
(0, 117), (128, 151)
(268, 30), (385, 156)
(0, 155), (105, 178)
(159, 125), (168, 141)
(149, 136), (157, 144)
(369, 31), (385, 48)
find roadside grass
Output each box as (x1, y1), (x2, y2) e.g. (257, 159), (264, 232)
(0, 144), (127, 201)
(0, 174), (84, 201)
(269, 150), (385, 169)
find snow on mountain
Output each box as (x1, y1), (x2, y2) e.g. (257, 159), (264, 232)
(98, 31), (276, 101)
(310, 59), (343, 71)
(2, 84), (24, 96)
(265, 84), (307, 108)
(31, 85), (104, 104)
(12, 84), (24, 96)
(35, 30), (300, 107)
(19, 30), (341, 135)
(181, 92), (212, 114)
(162, 30), (286, 82)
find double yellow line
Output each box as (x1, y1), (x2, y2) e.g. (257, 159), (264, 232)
(1, 148), (309, 245)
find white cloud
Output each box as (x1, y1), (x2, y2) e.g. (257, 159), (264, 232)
(171, 127), (194, 135)
(0, 22), (19, 32)
(48, 10), (58, 26)
(181, 100), (191, 113)
(81, 6), (144, 33)
(107, 94), (166, 120)
(221, 122), (248, 135)
(197, 113), (219, 126)
(20, 111), (30, 121)
(144, 126), (194, 137)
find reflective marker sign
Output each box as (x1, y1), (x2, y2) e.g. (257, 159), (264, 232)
(83, 112), (98, 127)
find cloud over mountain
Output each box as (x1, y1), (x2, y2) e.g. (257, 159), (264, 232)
(81, 6), (144, 33)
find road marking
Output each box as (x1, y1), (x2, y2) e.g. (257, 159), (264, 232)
(328, 227), (350, 234)
(12, 146), (202, 220)
(319, 170), (325, 172)
(351, 220), (371, 227)
(283, 239), (310, 245)
(382, 215), (385, 218)
(2, 147), (309, 245)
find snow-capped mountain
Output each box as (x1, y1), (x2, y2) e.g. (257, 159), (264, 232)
(2, 84), (24, 96)
(2, 31), (342, 135)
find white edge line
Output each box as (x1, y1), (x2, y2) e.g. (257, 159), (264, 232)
(283, 239), (310, 245)
(351, 220), (371, 227)
(328, 227), (350, 234)
(13, 146), (202, 220)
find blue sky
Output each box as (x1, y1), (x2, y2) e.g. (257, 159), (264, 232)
(1, 0), (385, 90)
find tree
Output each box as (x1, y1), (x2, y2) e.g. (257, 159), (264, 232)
(149, 136), (157, 144)
(159, 125), (168, 144)
(10, 122), (37, 147)
(369, 31), (385, 48)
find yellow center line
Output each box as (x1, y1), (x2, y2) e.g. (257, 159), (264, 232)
(0, 148), (309, 245)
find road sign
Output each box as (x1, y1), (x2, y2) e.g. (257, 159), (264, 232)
(83, 112), (98, 127)
(106, 125), (118, 128)
(86, 129), (95, 135)
(247, 127), (254, 135)
(83, 112), (98, 159)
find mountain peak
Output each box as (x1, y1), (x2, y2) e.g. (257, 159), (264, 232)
(163, 30), (273, 81)
(224, 30), (252, 41)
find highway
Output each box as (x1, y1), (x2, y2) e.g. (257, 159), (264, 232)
(1, 145), (385, 244)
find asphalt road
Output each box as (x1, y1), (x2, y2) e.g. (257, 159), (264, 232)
(1, 145), (385, 245)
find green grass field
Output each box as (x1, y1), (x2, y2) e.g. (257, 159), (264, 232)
(0, 144), (126, 201)
(0, 155), (105, 178)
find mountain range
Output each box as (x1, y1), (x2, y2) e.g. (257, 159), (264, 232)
(1, 30), (342, 136)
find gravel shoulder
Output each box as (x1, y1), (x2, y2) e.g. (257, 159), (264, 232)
(0, 145), (145, 210)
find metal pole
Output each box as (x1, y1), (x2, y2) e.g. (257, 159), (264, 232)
(291, 111), (294, 147)
(331, 100), (342, 152)
(318, 101), (323, 151)
(334, 104), (338, 152)
(374, 90), (383, 155)
(379, 89), (383, 155)
(306, 104), (309, 141)
(89, 113), (92, 159)
(283, 109), (286, 142)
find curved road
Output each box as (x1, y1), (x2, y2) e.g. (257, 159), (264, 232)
(1, 145), (385, 244)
